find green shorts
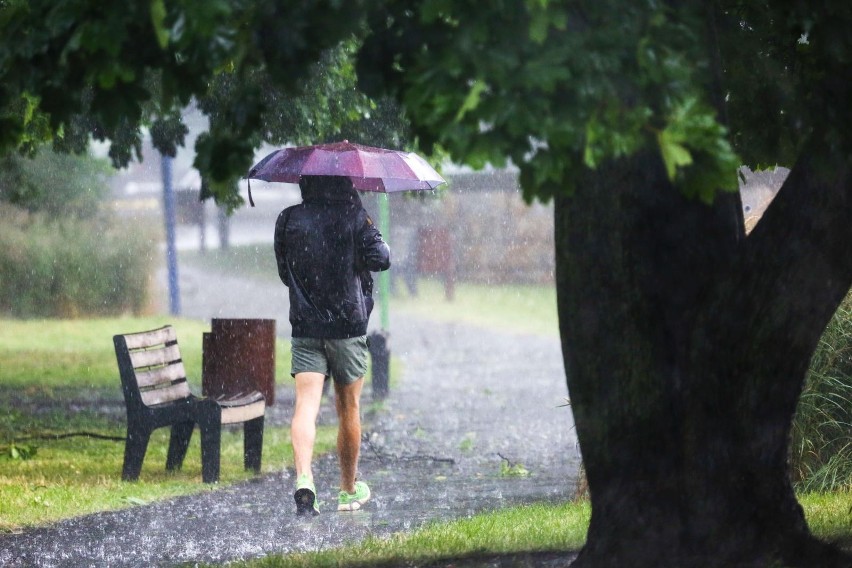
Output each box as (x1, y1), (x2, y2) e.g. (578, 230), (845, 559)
(290, 336), (368, 385)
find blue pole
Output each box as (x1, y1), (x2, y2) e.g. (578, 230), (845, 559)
(161, 153), (181, 315)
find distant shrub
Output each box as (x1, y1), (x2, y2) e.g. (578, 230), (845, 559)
(791, 293), (852, 491)
(0, 146), (112, 218)
(0, 205), (156, 318)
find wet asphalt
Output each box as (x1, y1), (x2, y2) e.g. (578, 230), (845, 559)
(0, 263), (580, 567)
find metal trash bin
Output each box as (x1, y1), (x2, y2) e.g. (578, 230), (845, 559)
(202, 318), (276, 405)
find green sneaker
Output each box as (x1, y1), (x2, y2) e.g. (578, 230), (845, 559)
(294, 474), (319, 516)
(338, 480), (371, 511)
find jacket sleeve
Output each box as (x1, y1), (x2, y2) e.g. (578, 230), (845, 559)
(274, 207), (292, 286)
(357, 211), (391, 272)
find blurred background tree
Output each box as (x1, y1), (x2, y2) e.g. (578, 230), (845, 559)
(0, 146), (112, 218)
(0, 146), (154, 318)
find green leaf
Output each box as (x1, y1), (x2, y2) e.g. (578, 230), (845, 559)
(655, 97), (739, 201)
(499, 460), (531, 477)
(529, 9), (550, 44)
(528, 1), (567, 44)
(5, 442), (37, 460)
(657, 129), (693, 180)
(123, 496), (149, 506)
(150, 0), (169, 49)
(455, 79), (486, 122)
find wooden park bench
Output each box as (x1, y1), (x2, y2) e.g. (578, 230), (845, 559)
(113, 325), (265, 483)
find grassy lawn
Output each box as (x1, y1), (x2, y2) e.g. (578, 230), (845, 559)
(800, 491), (852, 546)
(220, 492), (852, 567)
(2, 317), (213, 389)
(390, 278), (558, 337)
(229, 501), (591, 568)
(181, 245), (279, 284)
(182, 244), (559, 337)
(0, 316), (336, 531)
(0, 425), (334, 531)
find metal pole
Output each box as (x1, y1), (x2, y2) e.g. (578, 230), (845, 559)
(369, 192), (392, 399)
(378, 193), (390, 330)
(161, 153), (181, 315)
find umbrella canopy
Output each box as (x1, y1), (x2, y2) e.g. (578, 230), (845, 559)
(246, 141), (446, 201)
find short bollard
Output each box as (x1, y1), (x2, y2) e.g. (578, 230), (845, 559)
(368, 330), (390, 400)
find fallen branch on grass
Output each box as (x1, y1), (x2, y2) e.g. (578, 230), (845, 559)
(362, 434), (455, 465)
(9, 431), (126, 442)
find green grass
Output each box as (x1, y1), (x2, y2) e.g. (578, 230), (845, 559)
(0, 425), (338, 530)
(800, 491), (852, 547)
(221, 492), (852, 568)
(181, 245), (279, 284)
(390, 278), (558, 337)
(792, 293), (852, 491)
(0, 316), (339, 531)
(0, 316), (292, 389)
(181, 245), (559, 337)
(226, 501), (591, 568)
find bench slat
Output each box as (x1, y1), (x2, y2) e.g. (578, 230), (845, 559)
(129, 344), (182, 369)
(221, 397), (266, 425)
(141, 381), (192, 406)
(214, 390), (265, 407)
(135, 361), (187, 388)
(123, 326), (177, 350)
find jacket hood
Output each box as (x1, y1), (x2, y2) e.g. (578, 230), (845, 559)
(299, 176), (362, 205)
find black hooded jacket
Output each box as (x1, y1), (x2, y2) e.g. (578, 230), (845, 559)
(274, 177), (391, 339)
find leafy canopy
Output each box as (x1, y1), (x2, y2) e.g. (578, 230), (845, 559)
(5, 1), (850, 208)
(357, 1), (852, 202)
(195, 39), (409, 210)
(0, 0), (371, 207)
(357, 1), (743, 203)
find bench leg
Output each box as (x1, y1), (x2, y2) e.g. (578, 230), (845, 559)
(166, 421), (194, 471)
(244, 416), (264, 473)
(197, 406), (222, 483)
(122, 424), (151, 481)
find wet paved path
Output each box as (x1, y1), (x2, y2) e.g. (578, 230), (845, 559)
(0, 264), (579, 567)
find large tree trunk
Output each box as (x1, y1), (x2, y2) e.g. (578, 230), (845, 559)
(557, 142), (852, 567)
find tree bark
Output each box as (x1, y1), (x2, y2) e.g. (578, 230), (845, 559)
(557, 142), (852, 567)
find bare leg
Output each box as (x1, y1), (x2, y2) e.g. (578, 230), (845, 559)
(334, 377), (364, 493)
(291, 372), (325, 480)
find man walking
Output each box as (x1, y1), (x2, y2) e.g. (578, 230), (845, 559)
(274, 175), (390, 515)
